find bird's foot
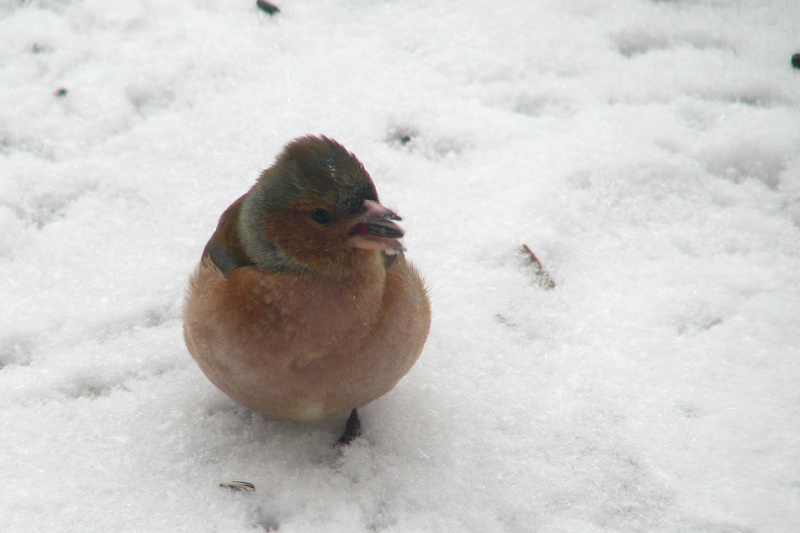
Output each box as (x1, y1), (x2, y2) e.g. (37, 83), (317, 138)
(336, 408), (362, 446)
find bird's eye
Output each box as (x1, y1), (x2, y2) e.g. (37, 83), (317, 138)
(311, 208), (332, 224)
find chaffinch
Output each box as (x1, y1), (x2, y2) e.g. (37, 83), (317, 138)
(184, 135), (430, 444)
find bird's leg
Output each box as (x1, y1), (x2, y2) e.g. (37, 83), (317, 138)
(336, 408), (362, 446)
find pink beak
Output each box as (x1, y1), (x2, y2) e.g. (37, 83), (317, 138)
(347, 200), (406, 253)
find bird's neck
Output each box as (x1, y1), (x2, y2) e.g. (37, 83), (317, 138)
(238, 188), (308, 273)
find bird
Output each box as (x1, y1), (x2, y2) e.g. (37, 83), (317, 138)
(183, 135), (431, 445)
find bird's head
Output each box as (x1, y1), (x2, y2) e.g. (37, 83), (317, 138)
(239, 135), (405, 275)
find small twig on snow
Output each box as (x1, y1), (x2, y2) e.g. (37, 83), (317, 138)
(521, 244), (556, 290)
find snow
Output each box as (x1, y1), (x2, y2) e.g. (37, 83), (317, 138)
(1, 0), (799, 531)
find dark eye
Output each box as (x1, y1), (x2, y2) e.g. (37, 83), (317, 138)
(311, 208), (332, 224)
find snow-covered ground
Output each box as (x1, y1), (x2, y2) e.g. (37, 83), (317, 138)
(2, 0), (799, 531)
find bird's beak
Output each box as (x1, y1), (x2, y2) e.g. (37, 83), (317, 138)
(347, 200), (406, 254)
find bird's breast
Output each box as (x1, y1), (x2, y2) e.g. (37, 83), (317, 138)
(220, 261), (385, 360)
(184, 254), (429, 421)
